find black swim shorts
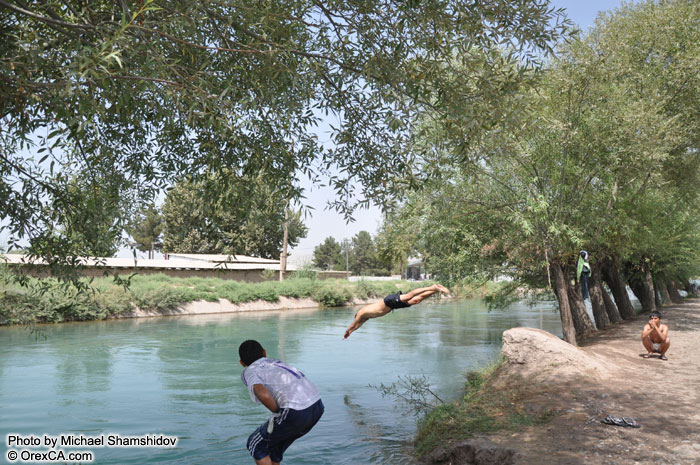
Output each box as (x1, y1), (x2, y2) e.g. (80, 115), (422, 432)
(247, 400), (324, 463)
(384, 291), (412, 310)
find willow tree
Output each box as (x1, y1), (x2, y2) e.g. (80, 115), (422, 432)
(390, 0), (700, 345)
(0, 0), (569, 280)
(589, 0), (700, 305)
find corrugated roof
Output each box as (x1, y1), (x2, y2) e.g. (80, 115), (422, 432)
(167, 253), (281, 264)
(0, 254), (297, 271)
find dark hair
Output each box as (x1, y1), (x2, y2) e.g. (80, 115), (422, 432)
(649, 311), (662, 319)
(239, 340), (265, 366)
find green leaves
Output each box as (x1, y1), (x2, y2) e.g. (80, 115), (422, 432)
(1, 0), (569, 278)
(161, 171), (307, 259)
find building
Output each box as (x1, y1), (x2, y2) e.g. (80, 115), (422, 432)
(1, 254), (348, 283)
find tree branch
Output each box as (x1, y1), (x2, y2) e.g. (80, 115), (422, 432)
(0, 0), (94, 30)
(0, 152), (61, 195)
(133, 25), (273, 54)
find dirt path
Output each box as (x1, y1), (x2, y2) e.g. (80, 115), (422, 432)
(472, 300), (700, 465)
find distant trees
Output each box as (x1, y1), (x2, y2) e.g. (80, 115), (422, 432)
(161, 172), (307, 259)
(312, 231), (394, 276)
(127, 204), (163, 259)
(58, 170), (134, 257)
(312, 237), (344, 271)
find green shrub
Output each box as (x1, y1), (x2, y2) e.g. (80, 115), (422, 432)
(292, 265), (317, 280)
(261, 269), (276, 281)
(277, 278), (316, 299)
(352, 279), (374, 300)
(311, 283), (353, 307)
(0, 267), (421, 325)
(415, 360), (551, 456)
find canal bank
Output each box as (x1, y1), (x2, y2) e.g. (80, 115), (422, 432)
(420, 299), (700, 465)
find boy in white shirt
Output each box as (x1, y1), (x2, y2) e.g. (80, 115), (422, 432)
(239, 340), (324, 465)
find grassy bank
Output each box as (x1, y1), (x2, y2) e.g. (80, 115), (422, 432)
(0, 270), (431, 326)
(415, 360), (553, 456)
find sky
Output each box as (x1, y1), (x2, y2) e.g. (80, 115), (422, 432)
(285, 0), (627, 265)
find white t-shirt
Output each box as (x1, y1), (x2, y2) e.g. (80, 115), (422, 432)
(241, 358), (321, 410)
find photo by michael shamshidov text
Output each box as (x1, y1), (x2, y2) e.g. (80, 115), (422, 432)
(7, 433), (178, 448)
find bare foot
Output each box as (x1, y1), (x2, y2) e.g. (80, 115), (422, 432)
(437, 284), (450, 294)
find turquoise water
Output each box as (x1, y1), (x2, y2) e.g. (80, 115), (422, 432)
(0, 298), (563, 464)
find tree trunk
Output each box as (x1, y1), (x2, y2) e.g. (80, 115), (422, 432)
(656, 280), (672, 306)
(588, 263), (611, 329)
(279, 201), (289, 282)
(550, 262), (577, 346)
(628, 263), (655, 314)
(667, 280), (683, 303)
(644, 267), (656, 309)
(628, 279), (646, 310)
(602, 256), (636, 319)
(600, 281), (622, 323)
(566, 271), (596, 336)
(654, 285), (663, 308)
(682, 278), (698, 297)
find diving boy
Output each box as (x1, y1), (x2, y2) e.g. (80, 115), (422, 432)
(343, 283), (450, 339)
(239, 340), (324, 465)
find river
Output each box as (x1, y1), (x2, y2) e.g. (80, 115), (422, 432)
(0, 298), (564, 464)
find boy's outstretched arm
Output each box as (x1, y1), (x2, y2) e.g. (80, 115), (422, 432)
(343, 315), (367, 339)
(253, 384), (279, 413)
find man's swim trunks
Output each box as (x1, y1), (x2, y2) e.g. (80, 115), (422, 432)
(652, 342), (661, 353)
(384, 291), (412, 310)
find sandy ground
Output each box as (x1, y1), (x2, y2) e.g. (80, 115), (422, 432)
(474, 299), (700, 465)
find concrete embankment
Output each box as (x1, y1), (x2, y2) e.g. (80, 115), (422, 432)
(110, 296), (382, 319)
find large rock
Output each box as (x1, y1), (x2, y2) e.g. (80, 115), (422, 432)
(501, 328), (612, 380)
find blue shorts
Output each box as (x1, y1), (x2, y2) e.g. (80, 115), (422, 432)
(384, 292), (412, 310)
(247, 400), (324, 462)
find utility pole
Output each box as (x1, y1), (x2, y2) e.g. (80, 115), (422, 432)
(343, 238), (350, 274)
(280, 199), (289, 281)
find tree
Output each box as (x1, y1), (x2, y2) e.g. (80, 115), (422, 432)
(161, 171), (307, 258)
(0, 0), (569, 278)
(312, 237), (343, 271)
(127, 204), (163, 259)
(393, 0), (700, 345)
(375, 209), (419, 276)
(349, 230), (382, 276)
(55, 168), (134, 257)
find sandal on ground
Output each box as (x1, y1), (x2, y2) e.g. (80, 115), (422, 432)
(602, 415), (626, 426)
(622, 417), (641, 428)
(659, 355), (668, 361)
(642, 353), (652, 359)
